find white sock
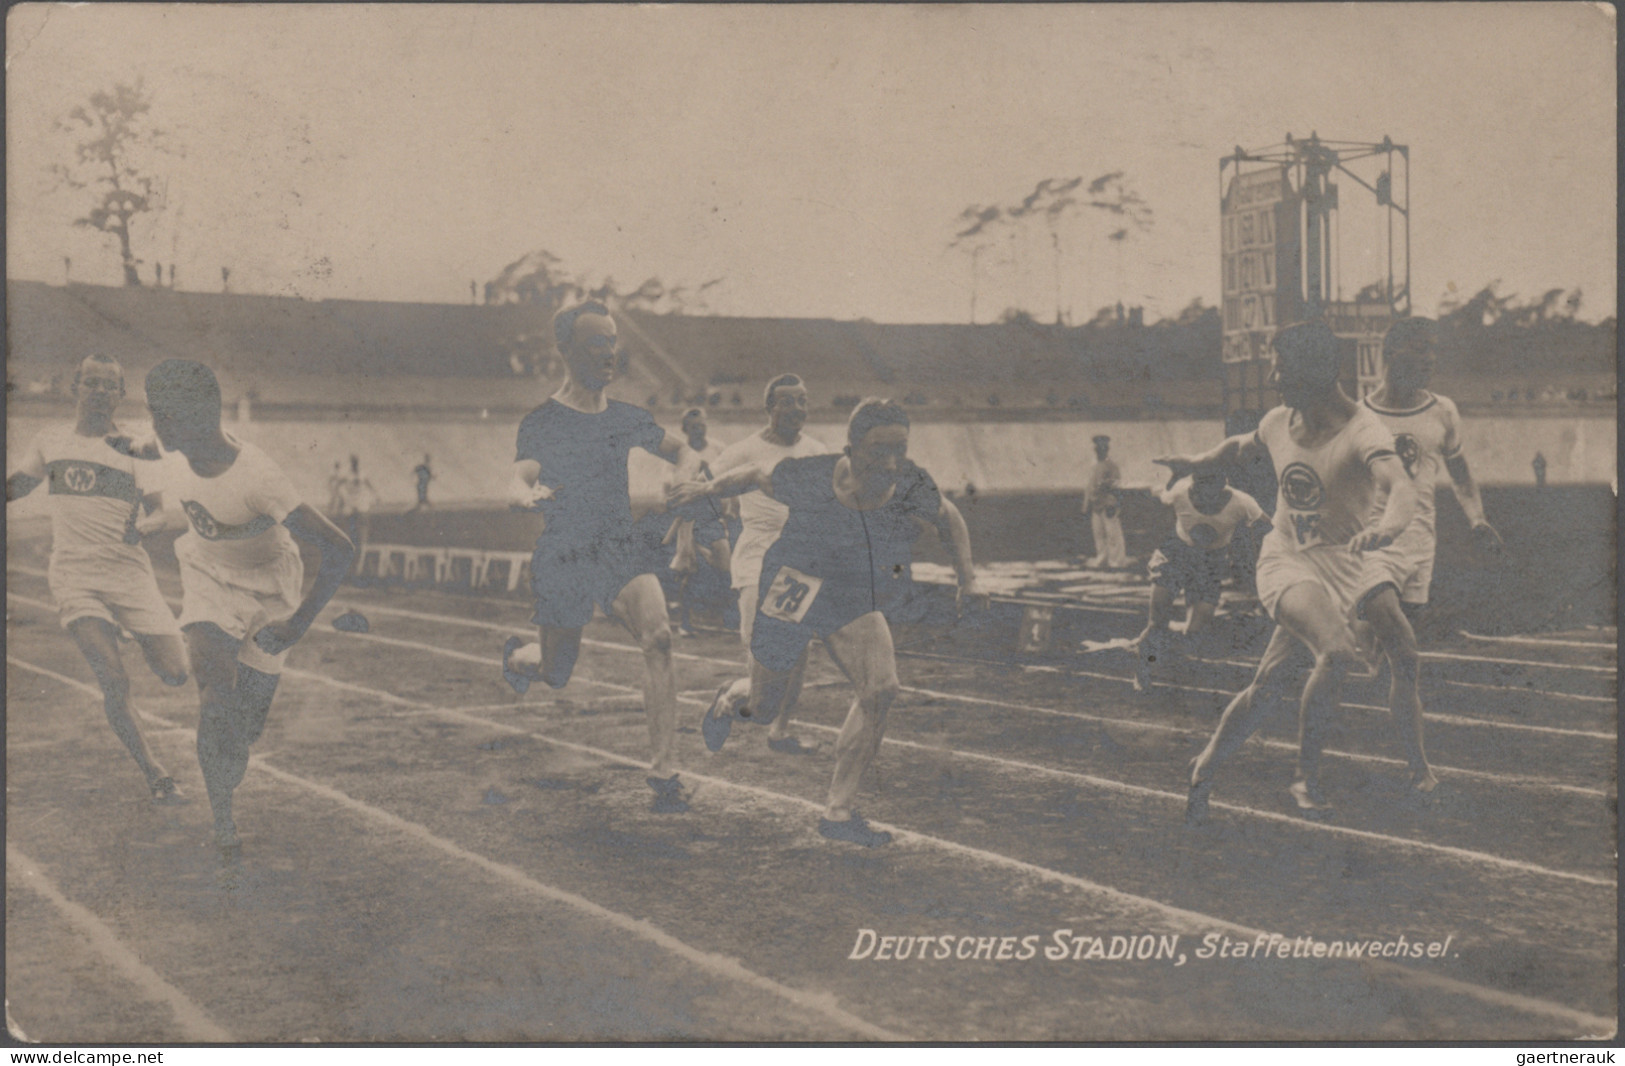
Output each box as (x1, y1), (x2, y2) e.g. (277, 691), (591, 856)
(511, 642), (543, 671)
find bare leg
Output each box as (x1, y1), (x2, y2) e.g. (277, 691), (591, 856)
(610, 574), (678, 777)
(1362, 589), (1436, 791)
(1191, 623), (1302, 790)
(185, 623), (280, 849)
(68, 618), (169, 793)
(134, 632), (189, 687)
(819, 612), (902, 823)
(1132, 585), (1178, 692)
(1269, 583), (1361, 807)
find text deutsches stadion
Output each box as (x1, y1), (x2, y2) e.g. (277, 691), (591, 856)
(847, 930), (1457, 965)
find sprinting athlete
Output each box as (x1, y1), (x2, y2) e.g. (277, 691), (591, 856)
(704, 374), (829, 753)
(7, 353), (188, 801)
(1132, 471), (1267, 692)
(500, 302), (698, 813)
(1156, 321), (1419, 818)
(1362, 316), (1504, 612)
(664, 407), (733, 636)
(671, 398), (985, 846)
(138, 359), (355, 858)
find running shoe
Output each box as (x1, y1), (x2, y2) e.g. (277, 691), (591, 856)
(701, 683), (738, 752)
(1288, 779), (1332, 813)
(149, 776), (184, 805)
(501, 637), (532, 695)
(647, 774), (691, 814)
(767, 735), (818, 756)
(817, 812), (892, 847)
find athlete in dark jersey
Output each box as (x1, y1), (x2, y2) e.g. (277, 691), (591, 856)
(502, 302), (697, 812)
(671, 398), (985, 846)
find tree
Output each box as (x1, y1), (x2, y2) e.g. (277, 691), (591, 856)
(53, 82), (174, 287)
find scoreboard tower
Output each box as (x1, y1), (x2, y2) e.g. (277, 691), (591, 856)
(1219, 133), (1411, 433)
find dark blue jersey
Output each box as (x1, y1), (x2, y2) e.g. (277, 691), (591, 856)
(515, 399), (666, 542)
(761, 454), (941, 604)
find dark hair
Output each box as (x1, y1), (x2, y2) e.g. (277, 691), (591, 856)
(764, 373), (804, 408)
(552, 301), (613, 350)
(1383, 316), (1436, 361)
(72, 353), (124, 396)
(1271, 320), (1342, 382)
(846, 397), (910, 447)
(144, 359), (222, 425)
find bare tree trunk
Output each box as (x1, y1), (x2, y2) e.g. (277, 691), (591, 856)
(115, 214), (140, 286)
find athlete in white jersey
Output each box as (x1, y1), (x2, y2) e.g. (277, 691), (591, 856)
(1360, 316), (1503, 611)
(7, 354), (188, 801)
(703, 374), (829, 752)
(137, 360), (355, 859)
(1131, 472), (1267, 692)
(1156, 321), (1420, 817)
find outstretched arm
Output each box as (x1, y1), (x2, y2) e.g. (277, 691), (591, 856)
(928, 496), (986, 609)
(1350, 455), (1417, 553)
(253, 505), (356, 656)
(1154, 432), (1265, 487)
(1446, 453), (1503, 551)
(668, 462), (774, 508)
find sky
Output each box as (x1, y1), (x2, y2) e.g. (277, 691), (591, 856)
(5, 3), (1617, 324)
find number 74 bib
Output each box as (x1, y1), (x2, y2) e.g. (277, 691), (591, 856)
(760, 565), (824, 624)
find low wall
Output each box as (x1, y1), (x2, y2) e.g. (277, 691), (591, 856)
(6, 411), (1613, 517)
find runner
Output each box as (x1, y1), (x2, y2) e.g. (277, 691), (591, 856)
(1155, 321), (1418, 819)
(703, 374), (830, 753)
(7, 353), (189, 801)
(137, 359), (356, 859)
(499, 302), (699, 812)
(670, 398), (986, 846)
(663, 408), (733, 636)
(1131, 470), (1267, 692)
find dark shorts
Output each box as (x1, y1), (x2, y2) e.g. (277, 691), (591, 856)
(749, 561), (909, 671)
(1148, 537), (1226, 607)
(530, 532), (647, 630)
(693, 516), (729, 549)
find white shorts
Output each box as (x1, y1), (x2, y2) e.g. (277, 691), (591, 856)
(48, 547), (182, 638)
(1255, 540), (1368, 621)
(1358, 525), (1435, 607)
(175, 537), (304, 674)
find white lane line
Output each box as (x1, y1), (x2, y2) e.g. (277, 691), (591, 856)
(326, 598), (1616, 742)
(249, 659), (1619, 1036)
(309, 601), (1614, 790)
(1461, 631), (1619, 652)
(898, 648), (1615, 742)
(246, 760), (902, 1041)
(13, 638), (1612, 1035)
(1436, 679), (1616, 706)
(6, 845), (235, 1042)
(7, 656), (902, 1042)
(1423, 649), (1616, 675)
(297, 629), (1615, 888)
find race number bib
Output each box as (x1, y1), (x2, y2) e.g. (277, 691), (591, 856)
(760, 565), (824, 624)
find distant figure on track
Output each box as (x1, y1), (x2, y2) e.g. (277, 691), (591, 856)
(1131, 470), (1267, 692)
(499, 302), (699, 813)
(671, 398), (986, 846)
(704, 373), (830, 754)
(335, 455), (378, 569)
(1083, 434), (1130, 569)
(1156, 321), (1418, 819)
(663, 408), (733, 636)
(411, 454), (434, 512)
(7, 353), (189, 801)
(138, 360), (355, 859)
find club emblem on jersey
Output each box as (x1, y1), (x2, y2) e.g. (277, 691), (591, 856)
(61, 464), (97, 493)
(183, 500), (220, 539)
(1279, 462), (1325, 510)
(1394, 433), (1420, 478)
